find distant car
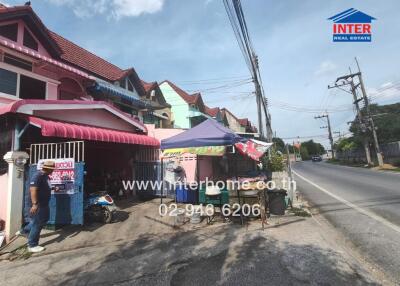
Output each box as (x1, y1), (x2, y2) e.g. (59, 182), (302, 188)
(311, 155), (322, 162)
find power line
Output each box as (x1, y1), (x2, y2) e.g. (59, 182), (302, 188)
(163, 93), (254, 107)
(185, 79), (253, 93)
(281, 134), (330, 140)
(175, 75), (251, 84)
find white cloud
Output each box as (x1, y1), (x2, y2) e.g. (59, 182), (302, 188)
(46, 0), (165, 19)
(314, 60), (337, 77)
(367, 81), (400, 103)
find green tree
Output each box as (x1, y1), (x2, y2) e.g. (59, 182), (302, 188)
(300, 145), (310, 160)
(350, 103), (400, 145)
(272, 137), (285, 152)
(301, 140), (325, 156)
(336, 137), (358, 152)
(261, 149), (285, 172)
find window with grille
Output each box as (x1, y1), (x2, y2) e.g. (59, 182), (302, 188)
(4, 53), (33, 71)
(0, 67), (17, 96)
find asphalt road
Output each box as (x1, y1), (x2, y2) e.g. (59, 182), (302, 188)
(293, 161), (400, 284)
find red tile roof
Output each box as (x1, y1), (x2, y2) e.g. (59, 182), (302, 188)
(221, 108), (239, 121)
(0, 5), (62, 56)
(141, 80), (157, 92)
(238, 118), (249, 127)
(48, 31), (128, 81)
(0, 4), (132, 81)
(0, 4), (30, 13)
(161, 80), (197, 104)
(205, 106), (220, 117)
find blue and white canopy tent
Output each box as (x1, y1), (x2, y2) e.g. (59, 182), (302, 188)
(161, 118), (244, 150)
(159, 119), (247, 203)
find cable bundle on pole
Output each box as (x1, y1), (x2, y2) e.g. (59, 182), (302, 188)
(223, 0), (272, 141)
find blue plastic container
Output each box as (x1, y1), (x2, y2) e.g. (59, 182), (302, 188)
(176, 185), (197, 203)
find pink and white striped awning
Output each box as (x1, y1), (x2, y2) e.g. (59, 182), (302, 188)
(27, 116), (160, 147)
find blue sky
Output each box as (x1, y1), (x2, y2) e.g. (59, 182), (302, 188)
(5, 0), (400, 147)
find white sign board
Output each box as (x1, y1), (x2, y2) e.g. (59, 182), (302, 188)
(37, 158), (75, 194)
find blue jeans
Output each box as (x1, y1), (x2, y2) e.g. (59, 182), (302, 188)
(21, 206), (49, 247)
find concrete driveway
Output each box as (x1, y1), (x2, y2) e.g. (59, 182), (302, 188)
(0, 198), (386, 285)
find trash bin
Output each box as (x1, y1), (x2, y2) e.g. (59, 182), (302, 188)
(267, 189), (287, 215)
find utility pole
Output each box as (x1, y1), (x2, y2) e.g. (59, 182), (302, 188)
(285, 143), (294, 205)
(315, 113), (334, 159)
(256, 84), (263, 138)
(252, 55), (263, 138)
(262, 96), (273, 142)
(355, 57), (384, 167)
(329, 75), (372, 165)
(254, 56), (272, 141)
(333, 131), (342, 140)
(328, 58), (383, 166)
(350, 79), (372, 165)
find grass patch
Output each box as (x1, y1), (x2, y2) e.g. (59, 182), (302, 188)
(326, 159), (341, 165)
(378, 167), (400, 172)
(326, 159), (369, 168)
(8, 244), (32, 261)
(290, 207), (311, 217)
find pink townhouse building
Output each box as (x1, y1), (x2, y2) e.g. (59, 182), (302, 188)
(0, 3), (167, 240)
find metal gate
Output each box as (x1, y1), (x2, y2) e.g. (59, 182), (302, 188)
(29, 141), (84, 164)
(24, 141), (85, 225)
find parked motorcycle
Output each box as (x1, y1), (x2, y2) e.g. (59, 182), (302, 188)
(84, 192), (117, 223)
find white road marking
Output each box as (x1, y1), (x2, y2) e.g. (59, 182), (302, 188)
(293, 170), (400, 235)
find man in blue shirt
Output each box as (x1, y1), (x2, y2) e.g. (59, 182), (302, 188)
(16, 160), (55, 253)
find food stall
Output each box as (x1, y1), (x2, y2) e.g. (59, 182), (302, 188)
(160, 119), (272, 225)
(160, 119), (244, 202)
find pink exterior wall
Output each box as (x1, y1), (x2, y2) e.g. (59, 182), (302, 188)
(17, 20), (51, 57)
(0, 97), (18, 105)
(1, 20), (90, 102)
(47, 82), (58, 100)
(199, 158), (213, 181)
(180, 157), (213, 183)
(0, 173), (8, 227)
(0, 20), (51, 58)
(145, 124), (215, 182)
(145, 124), (185, 141)
(34, 109), (138, 132)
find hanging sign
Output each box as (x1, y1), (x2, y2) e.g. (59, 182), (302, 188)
(163, 146), (226, 157)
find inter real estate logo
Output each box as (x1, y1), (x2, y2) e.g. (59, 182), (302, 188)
(328, 8), (376, 42)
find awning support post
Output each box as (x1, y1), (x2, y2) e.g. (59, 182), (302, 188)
(196, 155), (200, 204)
(160, 157), (164, 206)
